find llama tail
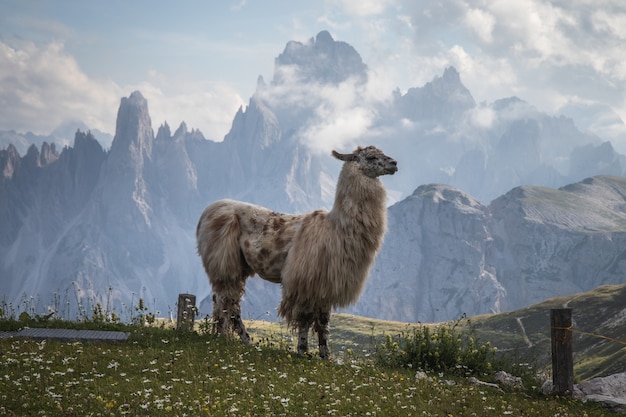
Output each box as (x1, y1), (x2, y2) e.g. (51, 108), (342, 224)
(196, 200), (246, 296)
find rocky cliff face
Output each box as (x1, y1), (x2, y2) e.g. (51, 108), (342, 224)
(349, 176), (626, 322)
(0, 90), (323, 318)
(352, 184), (505, 322)
(488, 176), (626, 313)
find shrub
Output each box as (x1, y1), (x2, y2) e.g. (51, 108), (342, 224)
(374, 323), (496, 376)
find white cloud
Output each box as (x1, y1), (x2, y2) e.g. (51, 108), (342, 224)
(258, 67), (382, 154)
(0, 40), (245, 142)
(330, 0), (395, 17)
(0, 40), (121, 135)
(391, 0), (626, 122)
(464, 8), (495, 43)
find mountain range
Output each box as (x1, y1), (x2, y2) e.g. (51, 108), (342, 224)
(1, 30), (626, 322)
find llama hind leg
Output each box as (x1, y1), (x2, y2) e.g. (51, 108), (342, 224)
(228, 300), (251, 345)
(314, 310), (331, 360)
(211, 279), (250, 344)
(212, 293), (231, 337)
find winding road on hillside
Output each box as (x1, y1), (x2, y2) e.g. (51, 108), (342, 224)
(514, 295), (580, 350)
(515, 316), (533, 348)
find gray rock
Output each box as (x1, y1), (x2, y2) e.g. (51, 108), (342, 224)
(543, 372), (626, 413)
(494, 371), (523, 389)
(576, 372), (626, 412)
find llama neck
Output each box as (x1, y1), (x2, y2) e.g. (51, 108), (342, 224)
(329, 163), (387, 232)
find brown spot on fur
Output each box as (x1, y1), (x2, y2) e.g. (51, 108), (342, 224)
(272, 216), (285, 231)
(259, 248), (270, 260)
(274, 235), (287, 249)
(244, 240), (250, 248)
(269, 253), (286, 269)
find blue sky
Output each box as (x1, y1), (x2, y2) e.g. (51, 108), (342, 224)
(1, 0), (625, 147)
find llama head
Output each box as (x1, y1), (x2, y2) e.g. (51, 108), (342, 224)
(332, 146), (398, 178)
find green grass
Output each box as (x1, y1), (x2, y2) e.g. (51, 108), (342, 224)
(1, 284), (624, 415)
(0, 321), (618, 416)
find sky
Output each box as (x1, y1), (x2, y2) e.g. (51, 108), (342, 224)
(1, 0), (625, 147)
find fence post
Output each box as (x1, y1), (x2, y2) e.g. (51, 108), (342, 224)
(177, 293), (196, 331)
(551, 308), (573, 396)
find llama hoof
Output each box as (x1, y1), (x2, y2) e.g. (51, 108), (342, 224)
(297, 345), (312, 358)
(318, 346), (330, 360)
(239, 333), (252, 345)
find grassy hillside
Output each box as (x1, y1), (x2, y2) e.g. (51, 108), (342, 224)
(457, 284), (626, 381)
(0, 326), (616, 416)
(244, 284), (626, 381)
(1, 285), (624, 415)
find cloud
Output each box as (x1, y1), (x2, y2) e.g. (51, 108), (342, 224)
(132, 73), (246, 142)
(257, 66), (384, 154)
(394, 0), (626, 127)
(331, 0), (395, 17)
(0, 40), (245, 142)
(0, 40), (121, 135)
(464, 7), (495, 43)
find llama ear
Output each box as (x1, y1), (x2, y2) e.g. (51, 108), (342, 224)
(332, 150), (357, 162)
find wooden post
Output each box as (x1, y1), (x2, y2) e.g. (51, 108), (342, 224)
(551, 308), (573, 396)
(177, 293), (196, 331)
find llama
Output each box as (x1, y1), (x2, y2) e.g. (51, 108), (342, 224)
(196, 145), (397, 358)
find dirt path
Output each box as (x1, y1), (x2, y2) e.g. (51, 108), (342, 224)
(515, 316), (533, 348)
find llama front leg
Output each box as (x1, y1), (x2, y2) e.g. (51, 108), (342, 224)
(314, 310), (331, 359)
(296, 313), (314, 356)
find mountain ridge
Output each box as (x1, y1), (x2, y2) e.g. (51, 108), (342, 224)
(1, 31), (626, 323)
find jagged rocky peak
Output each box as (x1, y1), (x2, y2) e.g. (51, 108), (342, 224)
(109, 91), (154, 160)
(39, 142), (59, 166)
(272, 30), (367, 85)
(23, 143), (54, 169)
(396, 66), (476, 121)
(224, 95), (280, 149)
(0, 144), (21, 179)
(72, 130), (105, 161)
(423, 66), (473, 101)
(174, 121), (188, 137)
(492, 96), (541, 120)
(155, 122), (172, 142)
